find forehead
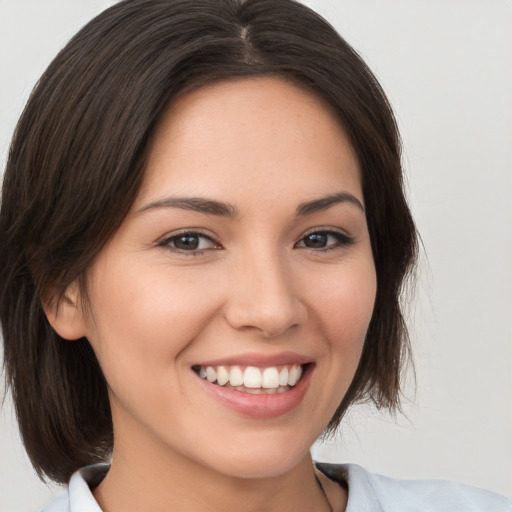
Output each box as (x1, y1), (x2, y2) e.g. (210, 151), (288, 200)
(135, 77), (362, 210)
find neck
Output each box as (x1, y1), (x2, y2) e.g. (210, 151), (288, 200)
(93, 432), (332, 512)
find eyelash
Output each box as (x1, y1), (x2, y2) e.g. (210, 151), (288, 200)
(157, 230), (220, 255)
(295, 229), (355, 251)
(157, 229), (354, 255)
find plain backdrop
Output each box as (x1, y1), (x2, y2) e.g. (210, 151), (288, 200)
(1, 1), (511, 510)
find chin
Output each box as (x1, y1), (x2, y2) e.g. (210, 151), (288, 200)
(191, 430), (314, 480)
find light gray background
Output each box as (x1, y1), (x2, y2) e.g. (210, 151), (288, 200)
(1, 1), (511, 510)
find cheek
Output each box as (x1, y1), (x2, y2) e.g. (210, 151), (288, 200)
(300, 256), (376, 427)
(84, 260), (221, 376)
(310, 259), (377, 352)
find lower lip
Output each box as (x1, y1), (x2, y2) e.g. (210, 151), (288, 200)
(197, 365), (313, 418)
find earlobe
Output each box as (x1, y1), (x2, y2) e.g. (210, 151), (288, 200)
(42, 283), (87, 340)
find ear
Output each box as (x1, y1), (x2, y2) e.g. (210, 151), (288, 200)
(42, 281), (88, 340)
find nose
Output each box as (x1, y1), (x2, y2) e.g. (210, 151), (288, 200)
(223, 248), (306, 338)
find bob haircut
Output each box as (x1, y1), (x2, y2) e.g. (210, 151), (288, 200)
(0, 0), (417, 484)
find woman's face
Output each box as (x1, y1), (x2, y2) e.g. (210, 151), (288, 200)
(77, 77), (376, 478)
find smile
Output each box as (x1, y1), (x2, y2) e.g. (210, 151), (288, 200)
(194, 364), (304, 394)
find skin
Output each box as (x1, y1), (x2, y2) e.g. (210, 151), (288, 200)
(49, 77), (376, 512)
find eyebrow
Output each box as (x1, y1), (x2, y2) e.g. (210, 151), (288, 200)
(296, 192), (364, 215)
(136, 197), (238, 217)
(136, 191), (364, 217)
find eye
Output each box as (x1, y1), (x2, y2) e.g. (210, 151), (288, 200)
(296, 230), (354, 250)
(158, 231), (220, 253)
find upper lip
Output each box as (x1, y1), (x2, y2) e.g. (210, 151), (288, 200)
(194, 351), (313, 368)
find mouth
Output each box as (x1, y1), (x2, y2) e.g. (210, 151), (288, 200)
(192, 363), (309, 395)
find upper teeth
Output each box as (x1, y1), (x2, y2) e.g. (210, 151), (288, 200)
(198, 364), (303, 389)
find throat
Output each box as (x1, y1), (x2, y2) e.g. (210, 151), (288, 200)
(92, 448), (333, 512)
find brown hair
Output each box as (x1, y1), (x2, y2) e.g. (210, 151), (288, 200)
(0, 0), (417, 484)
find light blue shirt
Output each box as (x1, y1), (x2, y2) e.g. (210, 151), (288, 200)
(42, 462), (512, 511)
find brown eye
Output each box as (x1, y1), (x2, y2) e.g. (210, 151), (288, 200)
(303, 233), (329, 248)
(297, 230), (354, 250)
(173, 234), (201, 250)
(159, 232), (219, 253)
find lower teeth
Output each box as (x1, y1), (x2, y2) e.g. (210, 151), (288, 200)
(225, 384), (290, 394)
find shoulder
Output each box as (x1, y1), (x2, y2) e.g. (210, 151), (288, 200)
(41, 464), (108, 512)
(316, 462), (512, 512)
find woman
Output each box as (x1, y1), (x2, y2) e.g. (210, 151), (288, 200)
(1, 1), (510, 511)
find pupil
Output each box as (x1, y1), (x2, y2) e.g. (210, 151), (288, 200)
(305, 233), (327, 248)
(175, 235), (199, 250)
